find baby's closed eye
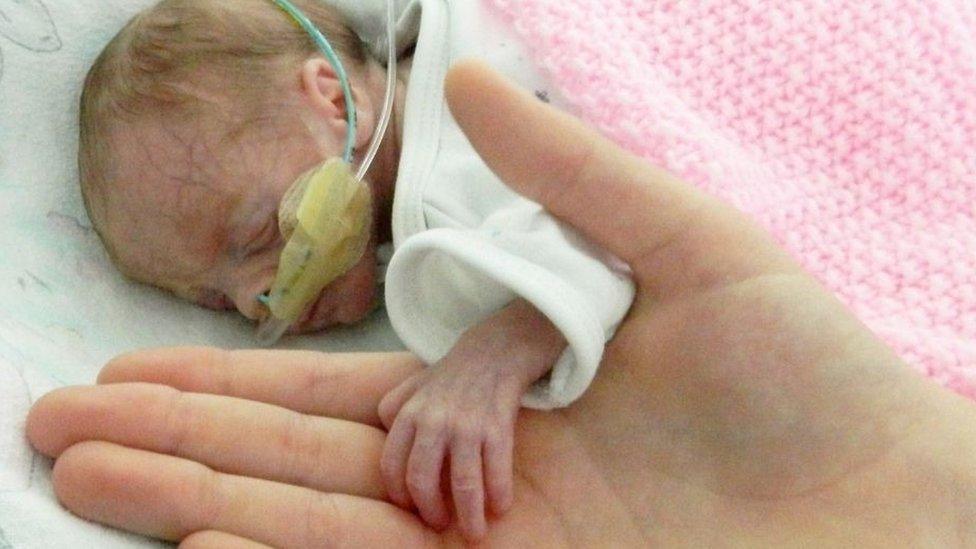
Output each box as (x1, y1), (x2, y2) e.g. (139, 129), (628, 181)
(237, 212), (281, 260)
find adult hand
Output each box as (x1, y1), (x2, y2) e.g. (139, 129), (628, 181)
(28, 61), (976, 547)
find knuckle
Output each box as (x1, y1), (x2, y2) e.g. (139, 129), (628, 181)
(410, 434), (439, 461)
(492, 392), (521, 417)
(484, 421), (512, 446)
(181, 465), (226, 535)
(301, 364), (343, 405)
(397, 403), (421, 425)
(482, 430), (501, 449)
(277, 414), (321, 484)
(452, 472), (482, 495)
(406, 466), (436, 495)
(164, 391), (197, 456)
(547, 134), (601, 214)
(412, 433), (441, 455)
(456, 420), (485, 443)
(415, 409), (447, 434)
(277, 413), (305, 455)
(209, 348), (235, 394)
(302, 491), (349, 548)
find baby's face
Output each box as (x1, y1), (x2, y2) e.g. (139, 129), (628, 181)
(102, 112), (379, 333)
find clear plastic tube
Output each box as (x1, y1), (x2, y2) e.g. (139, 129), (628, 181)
(272, 0), (357, 163)
(256, 317), (291, 346)
(256, 0), (398, 347)
(356, 0), (398, 181)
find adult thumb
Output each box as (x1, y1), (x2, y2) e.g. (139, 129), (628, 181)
(444, 60), (707, 274)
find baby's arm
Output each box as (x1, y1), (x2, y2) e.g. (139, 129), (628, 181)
(378, 298), (566, 541)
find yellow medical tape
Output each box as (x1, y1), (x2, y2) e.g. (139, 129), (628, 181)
(265, 158), (373, 323)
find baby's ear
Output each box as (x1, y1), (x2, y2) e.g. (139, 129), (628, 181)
(299, 58), (375, 149)
(301, 58), (346, 124)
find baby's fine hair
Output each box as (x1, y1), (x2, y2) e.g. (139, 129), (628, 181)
(78, 0), (367, 268)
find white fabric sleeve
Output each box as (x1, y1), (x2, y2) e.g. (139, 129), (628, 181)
(385, 202), (635, 410)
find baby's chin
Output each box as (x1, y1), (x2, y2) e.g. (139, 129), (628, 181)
(289, 282), (379, 334)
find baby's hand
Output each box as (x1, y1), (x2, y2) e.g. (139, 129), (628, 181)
(378, 301), (565, 541)
(378, 353), (520, 540)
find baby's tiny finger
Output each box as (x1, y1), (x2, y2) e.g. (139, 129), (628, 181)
(378, 375), (424, 431)
(380, 419), (416, 509)
(451, 440), (487, 540)
(407, 427), (450, 529)
(485, 430), (515, 515)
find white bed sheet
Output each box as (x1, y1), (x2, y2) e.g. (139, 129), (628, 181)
(0, 1), (403, 546)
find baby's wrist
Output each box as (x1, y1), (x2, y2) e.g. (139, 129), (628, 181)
(458, 299), (567, 390)
(507, 351), (556, 393)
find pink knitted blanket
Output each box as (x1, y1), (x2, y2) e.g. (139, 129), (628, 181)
(488, 0), (976, 396)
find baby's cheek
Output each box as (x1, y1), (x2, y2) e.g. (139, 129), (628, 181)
(330, 252), (379, 324)
(196, 288), (235, 311)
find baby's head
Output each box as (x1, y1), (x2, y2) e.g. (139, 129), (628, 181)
(80, 0), (393, 332)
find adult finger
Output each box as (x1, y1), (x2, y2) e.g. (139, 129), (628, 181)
(27, 383), (387, 499)
(179, 531), (272, 549)
(445, 61), (797, 292)
(52, 441), (437, 548)
(98, 347), (423, 427)
(444, 61), (704, 268)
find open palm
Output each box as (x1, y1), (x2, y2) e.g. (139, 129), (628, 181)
(27, 62), (975, 547)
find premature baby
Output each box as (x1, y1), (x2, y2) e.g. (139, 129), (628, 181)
(79, 0), (633, 540)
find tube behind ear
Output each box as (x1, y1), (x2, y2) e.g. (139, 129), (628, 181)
(273, 0), (358, 162)
(257, 0), (397, 346)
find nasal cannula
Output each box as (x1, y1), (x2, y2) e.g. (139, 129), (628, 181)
(256, 0), (398, 346)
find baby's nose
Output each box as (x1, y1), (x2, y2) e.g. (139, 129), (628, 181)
(229, 285), (271, 322)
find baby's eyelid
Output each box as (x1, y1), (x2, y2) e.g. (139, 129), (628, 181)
(244, 214), (280, 256)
